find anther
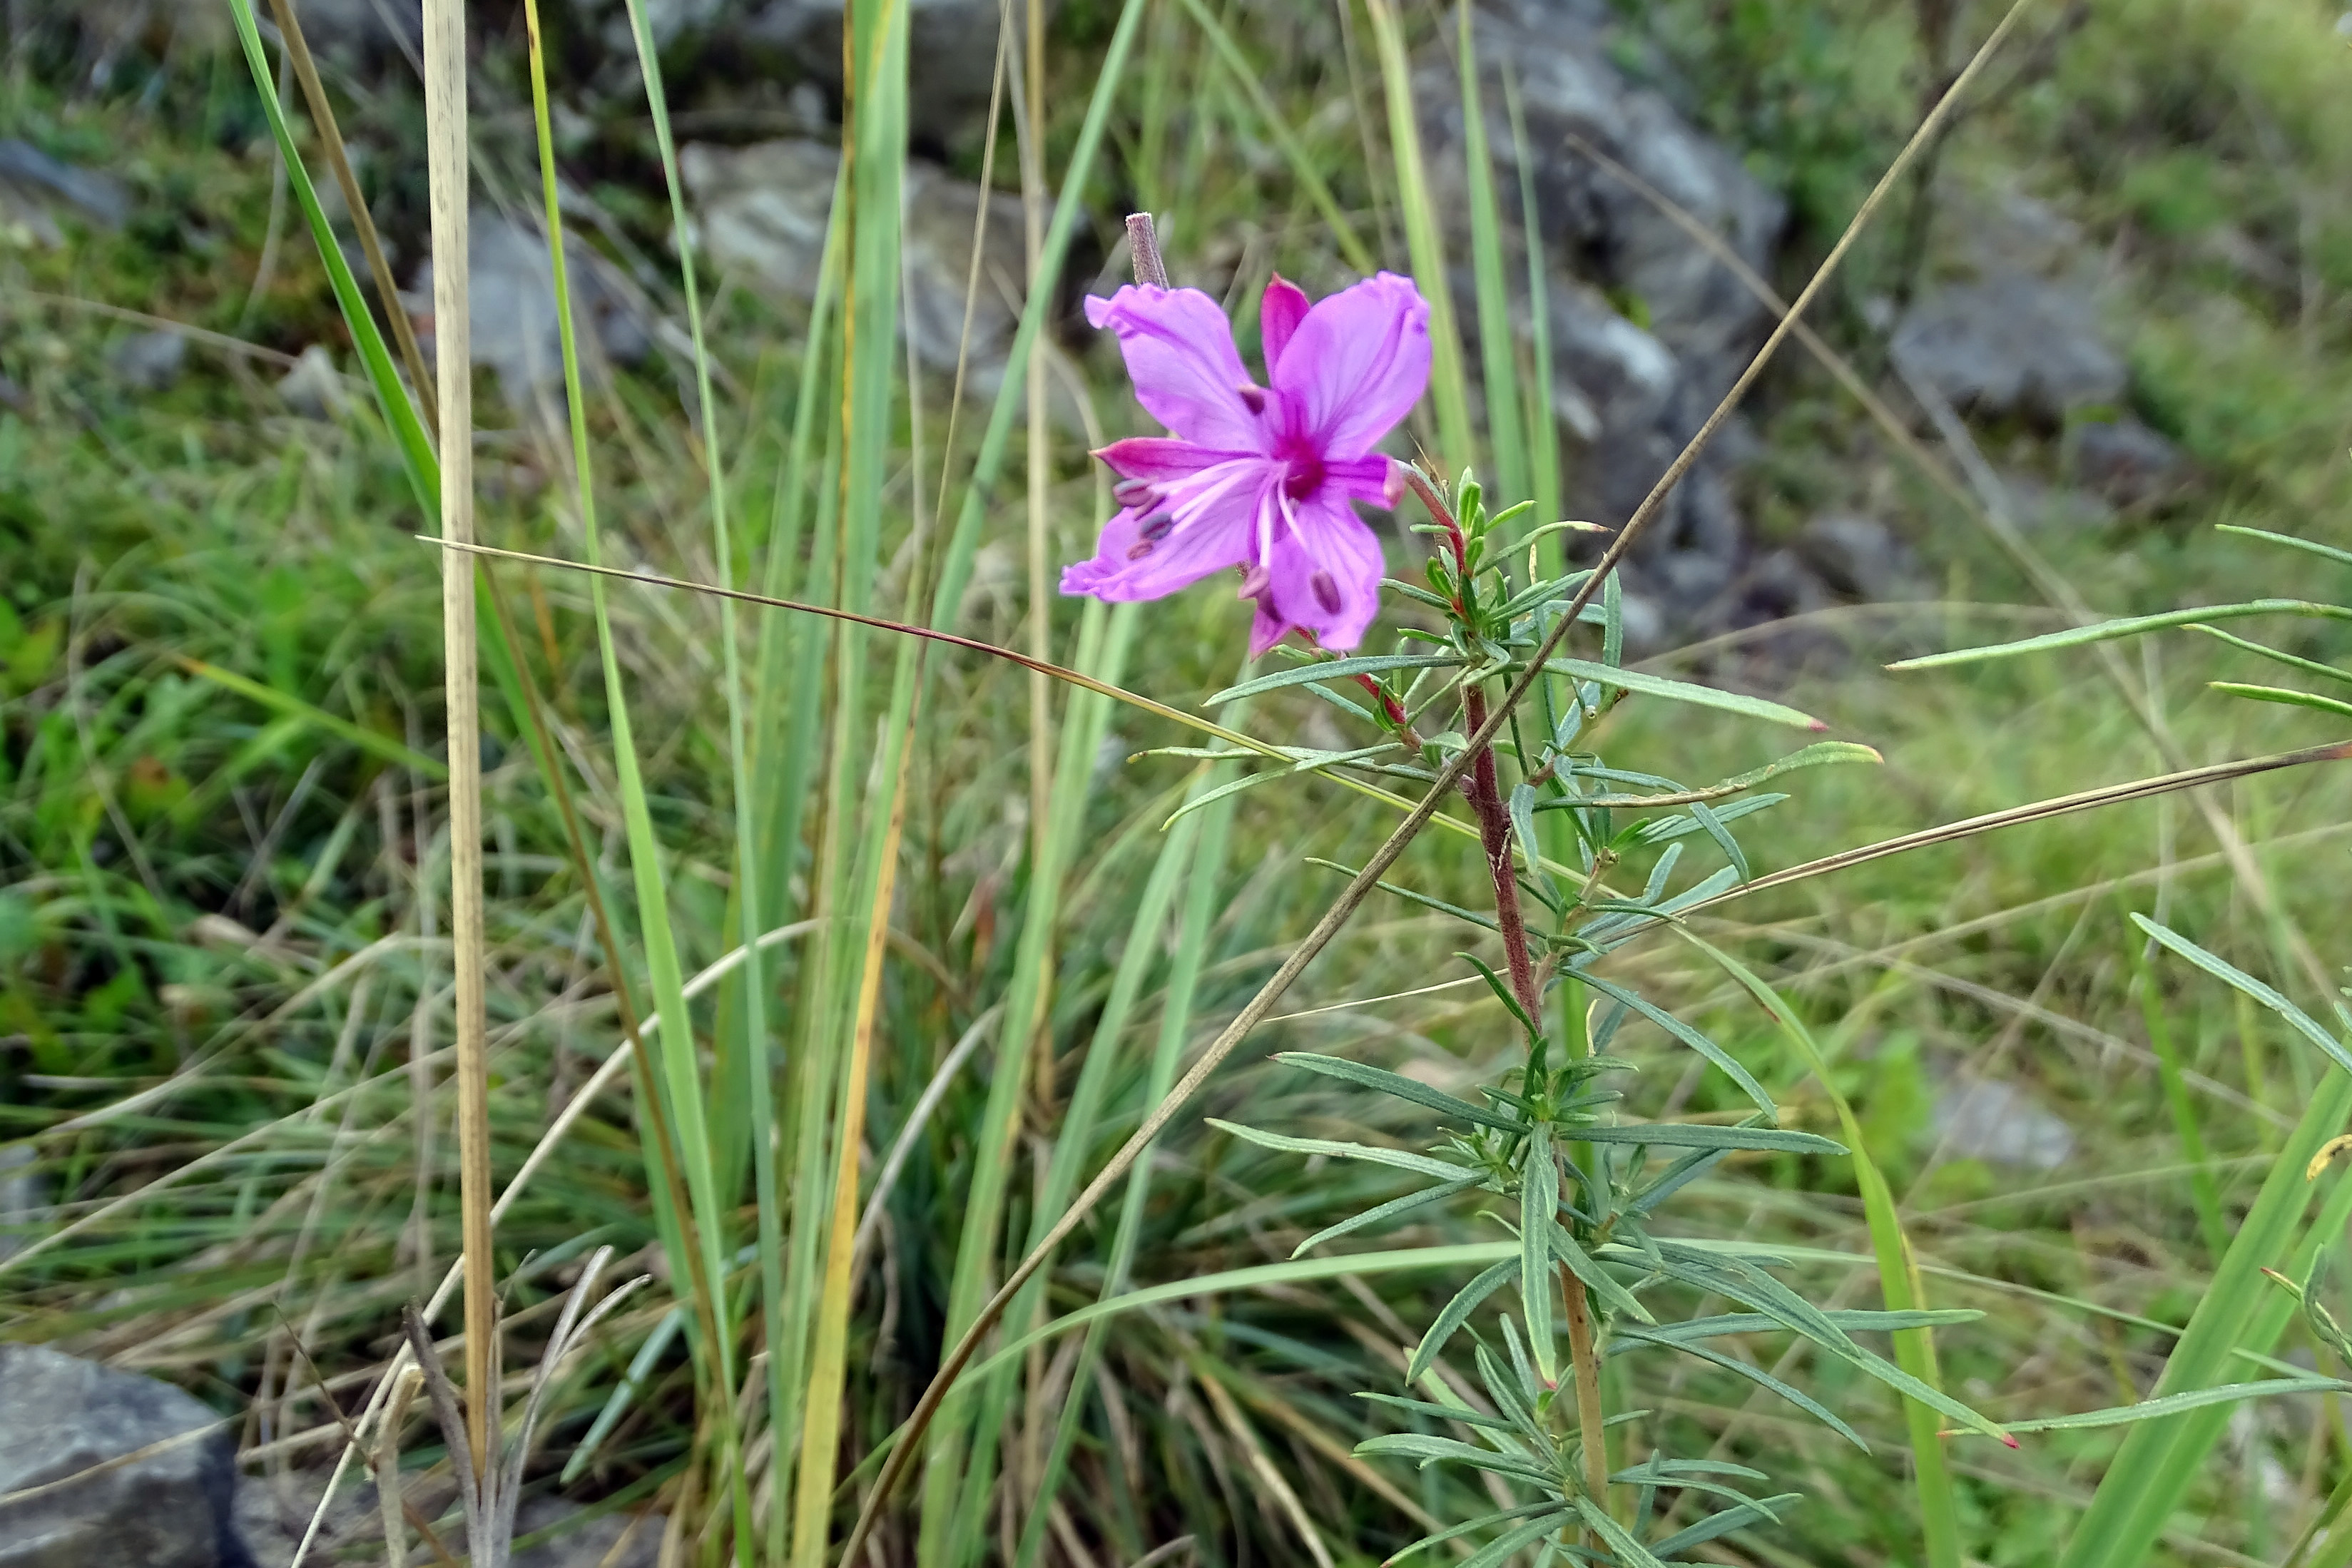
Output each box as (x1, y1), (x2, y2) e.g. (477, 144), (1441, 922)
(1310, 571), (1343, 615)
(1236, 384), (1268, 414)
(1126, 540), (1157, 560)
(1113, 478), (1158, 508)
(1138, 510), (1176, 541)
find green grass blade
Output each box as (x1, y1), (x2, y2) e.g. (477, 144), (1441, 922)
(1680, 932), (1967, 1568)
(613, 1), (777, 1553)
(1456, 0), (1525, 504)
(1365, 0), (1474, 469)
(1502, 63), (1561, 570)
(2059, 1049), (2352, 1566)
(1174, 0), (1375, 275)
(1888, 601), (2352, 671)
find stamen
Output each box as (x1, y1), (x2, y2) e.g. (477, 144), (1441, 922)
(1138, 510), (1176, 541)
(1310, 571), (1343, 615)
(1236, 384), (1268, 414)
(1126, 540), (1157, 560)
(1113, 478), (1158, 508)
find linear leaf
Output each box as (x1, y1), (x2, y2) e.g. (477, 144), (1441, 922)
(1458, 1512), (1574, 1568)
(1609, 1309), (1982, 1348)
(1542, 658), (1826, 730)
(1549, 1219), (1654, 1325)
(1574, 1124), (1845, 1156)
(1209, 653), (1467, 706)
(1206, 1119), (1487, 1183)
(1522, 1127), (1558, 1383)
(1276, 1052), (1528, 1133)
(1293, 1178), (1485, 1259)
(1649, 1496), (1805, 1561)
(1613, 1328), (1867, 1450)
(2216, 524), (2352, 571)
(1969, 1378), (2349, 1436)
(2132, 916), (2352, 1077)
(1379, 1502), (1567, 1566)
(1575, 973), (1778, 1116)
(1888, 599), (2352, 670)
(1410, 1257), (1521, 1383)
(2209, 681), (2352, 723)
(1353, 1432), (1559, 1486)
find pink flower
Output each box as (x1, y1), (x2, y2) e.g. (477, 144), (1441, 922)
(1062, 273), (1432, 656)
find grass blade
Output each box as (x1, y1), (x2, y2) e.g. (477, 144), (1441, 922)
(1456, 0), (1526, 502)
(1364, 0), (1474, 467)
(1681, 933), (1967, 1568)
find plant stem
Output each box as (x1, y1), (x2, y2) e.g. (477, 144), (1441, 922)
(1460, 686), (1540, 1024)
(1561, 1263), (1612, 1510)
(1462, 678), (1610, 1520)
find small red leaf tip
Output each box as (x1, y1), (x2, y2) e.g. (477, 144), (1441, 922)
(1808, 720), (1829, 733)
(2002, 1433), (2020, 1449)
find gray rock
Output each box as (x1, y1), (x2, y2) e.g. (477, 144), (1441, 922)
(1933, 1078), (2074, 1170)
(0, 139), (130, 248)
(1892, 273), (2126, 424)
(412, 210), (653, 415)
(2070, 418), (2189, 508)
(110, 331), (189, 394)
(275, 345), (347, 420)
(0, 1343), (248, 1568)
(1797, 514), (1926, 600)
(1415, 2), (1788, 645)
(511, 1496), (664, 1568)
(683, 138), (1027, 383)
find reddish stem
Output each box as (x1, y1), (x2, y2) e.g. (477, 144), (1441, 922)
(1461, 685), (1542, 1027)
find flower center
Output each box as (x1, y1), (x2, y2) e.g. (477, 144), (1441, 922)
(1278, 443), (1325, 501)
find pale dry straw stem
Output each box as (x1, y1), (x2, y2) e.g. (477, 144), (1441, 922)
(422, 0), (492, 1476)
(835, 6), (2044, 1551)
(1016, 0), (1054, 918)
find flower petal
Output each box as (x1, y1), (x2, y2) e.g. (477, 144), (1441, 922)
(1247, 489), (1387, 653)
(1260, 274), (1310, 380)
(1086, 285), (1269, 452)
(1268, 272), (1432, 461)
(1062, 457), (1271, 604)
(1094, 436), (1250, 482)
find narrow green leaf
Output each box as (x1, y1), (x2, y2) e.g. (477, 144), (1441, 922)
(2216, 524), (2352, 571)
(2209, 681), (2352, 723)
(1410, 1257), (1521, 1383)
(2133, 916), (2352, 1077)
(1522, 1126), (1558, 1383)
(1207, 1119), (1486, 1183)
(1888, 599), (2352, 671)
(1208, 652), (1467, 706)
(1977, 1378), (2349, 1436)
(1574, 973), (1778, 1116)
(1276, 1053), (1528, 1132)
(1542, 658), (1826, 731)
(1612, 1328), (1867, 1450)
(1293, 1177), (1485, 1258)
(1649, 1496), (1806, 1560)
(1549, 1218), (1654, 1325)
(1574, 1123), (1846, 1156)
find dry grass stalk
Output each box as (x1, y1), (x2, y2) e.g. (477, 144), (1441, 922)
(418, 0), (494, 1477)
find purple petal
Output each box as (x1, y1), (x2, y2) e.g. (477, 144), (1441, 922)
(1268, 273), (1432, 462)
(1260, 274), (1310, 380)
(1094, 436), (1251, 482)
(1246, 489), (1387, 653)
(1062, 457), (1272, 604)
(1086, 285), (1270, 452)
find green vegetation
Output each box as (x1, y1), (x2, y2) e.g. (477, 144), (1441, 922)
(3, 0), (2351, 1564)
